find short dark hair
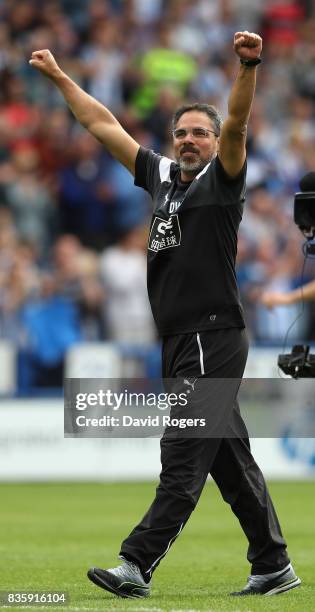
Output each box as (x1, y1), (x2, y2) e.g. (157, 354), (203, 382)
(172, 103), (223, 136)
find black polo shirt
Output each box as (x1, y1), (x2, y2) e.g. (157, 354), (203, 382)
(135, 147), (246, 336)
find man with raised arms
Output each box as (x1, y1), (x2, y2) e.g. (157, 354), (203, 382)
(30, 31), (301, 598)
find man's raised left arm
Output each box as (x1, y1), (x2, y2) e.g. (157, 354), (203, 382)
(218, 31), (262, 178)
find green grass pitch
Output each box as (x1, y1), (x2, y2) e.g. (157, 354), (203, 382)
(0, 480), (314, 612)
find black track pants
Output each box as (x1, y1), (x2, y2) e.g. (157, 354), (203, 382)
(120, 328), (289, 579)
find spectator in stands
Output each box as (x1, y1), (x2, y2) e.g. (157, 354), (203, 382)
(5, 143), (57, 255)
(36, 108), (72, 177)
(51, 234), (104, 340)
(80, 18), (125, 111)
(0, 229), (40, 344)
(58, 131), (115, 248)
(129, 23), (197, 117)
(17, 234), (104, 387)
(144, 86), (180, 151)
(99, 223), (156, 345)
(254, 234), (310, 343)
(261, 277), (315, 311)
(0, 71), (41, 149)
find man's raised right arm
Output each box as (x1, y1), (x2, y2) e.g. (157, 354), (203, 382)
(29, 50), (140, 175)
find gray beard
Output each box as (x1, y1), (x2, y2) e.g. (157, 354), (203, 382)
(178, 156), (214, 175)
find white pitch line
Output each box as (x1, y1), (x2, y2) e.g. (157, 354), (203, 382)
(0, 607), (164, 612)
(1, 605), (230, 612)
(67, 609), (162, 612)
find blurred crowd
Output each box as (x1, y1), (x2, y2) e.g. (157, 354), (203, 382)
(1, 0), (315, 386)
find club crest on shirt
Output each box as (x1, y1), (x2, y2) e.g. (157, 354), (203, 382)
(148, 215), (181, 252)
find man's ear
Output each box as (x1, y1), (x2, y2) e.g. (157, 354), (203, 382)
(216, 137), (220, 153)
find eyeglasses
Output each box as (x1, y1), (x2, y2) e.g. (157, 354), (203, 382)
(172, 127), (218, 140)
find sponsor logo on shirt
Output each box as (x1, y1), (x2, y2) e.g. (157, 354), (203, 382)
(148, 215), (181, 252)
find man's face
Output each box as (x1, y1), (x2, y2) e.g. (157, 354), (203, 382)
(173, 111), (219, 177)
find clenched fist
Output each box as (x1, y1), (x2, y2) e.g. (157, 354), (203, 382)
(29, 49), (62, 80)
(234, 31), (262, 61)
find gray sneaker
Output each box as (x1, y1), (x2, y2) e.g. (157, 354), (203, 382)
(231, 563), (301, 596)
(87, 560), (151, 599)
